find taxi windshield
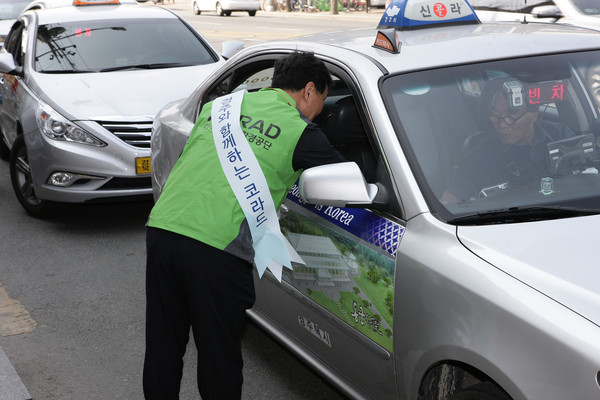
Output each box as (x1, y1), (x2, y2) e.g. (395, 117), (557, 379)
(34, 18), (216, 73)
(383, 51), (600, 224)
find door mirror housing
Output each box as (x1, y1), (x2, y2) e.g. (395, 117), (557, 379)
(0, 53), (22, 76)
(531, 5), (562, 18)
(299, 162), (379, 207)
(221, 41), (244, 60)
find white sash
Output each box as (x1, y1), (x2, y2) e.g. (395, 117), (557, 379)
(211, 90), (302, 282)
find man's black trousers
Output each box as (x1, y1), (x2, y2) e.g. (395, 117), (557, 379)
(143, 227), (255, 400)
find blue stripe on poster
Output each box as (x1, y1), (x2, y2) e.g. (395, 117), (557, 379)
(287, 183), (404, 258)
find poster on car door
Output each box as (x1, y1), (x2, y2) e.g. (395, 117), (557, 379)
(280, 184), (405, 352)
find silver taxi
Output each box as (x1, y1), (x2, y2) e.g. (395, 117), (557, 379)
(151, 0), (600, 398)
(0, 0), (232, 217)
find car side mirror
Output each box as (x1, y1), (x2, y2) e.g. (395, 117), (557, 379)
(221, 41), (244, 60)
(299, 162), (380, 207)
(0, 53), (22, 76)
(531, 5), (562, 19)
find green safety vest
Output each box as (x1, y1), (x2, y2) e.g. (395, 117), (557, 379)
(148, 88), (307, 261)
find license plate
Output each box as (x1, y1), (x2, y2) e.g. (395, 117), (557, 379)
(136, 157), (151, 174)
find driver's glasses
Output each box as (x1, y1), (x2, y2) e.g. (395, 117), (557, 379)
(489, 110), (528, 125)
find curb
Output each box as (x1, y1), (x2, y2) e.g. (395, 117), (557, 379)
(0, 345), (31, 400)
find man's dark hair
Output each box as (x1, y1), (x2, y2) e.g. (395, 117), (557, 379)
(272, 51), (332, 94)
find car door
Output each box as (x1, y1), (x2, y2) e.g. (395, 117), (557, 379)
(0, 18), (26, 149)
(264, 67), (403, 399)
(195, 53), (403, 399)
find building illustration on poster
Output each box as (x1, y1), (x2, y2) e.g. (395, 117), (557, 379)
(280, 185), (405, 351)
(287, 233), (356, 284)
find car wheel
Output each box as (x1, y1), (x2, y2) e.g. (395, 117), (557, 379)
(9, 135), (50, 218)
(248, 10), (256, 15)
(192, 1), (201, 14)
(449, 382), (511, 400)
(216, 2), (225, 15)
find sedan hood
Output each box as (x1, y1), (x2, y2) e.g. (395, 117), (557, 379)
(30, 64), (219, 121)
(457, 215), (600, 326)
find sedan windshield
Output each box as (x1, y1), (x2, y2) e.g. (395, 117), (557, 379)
(570, 0), (600, 15)
(383, 51), (600, 224)
(34, 18), (216, 73)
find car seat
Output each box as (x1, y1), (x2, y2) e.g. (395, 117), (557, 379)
(320, 96), (376, 181)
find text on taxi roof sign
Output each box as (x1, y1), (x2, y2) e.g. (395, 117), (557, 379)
(73, 0), (120, 5)
(378, 0), (480, 30)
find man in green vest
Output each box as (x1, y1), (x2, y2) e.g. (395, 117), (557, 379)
(143, 51), (345, 400)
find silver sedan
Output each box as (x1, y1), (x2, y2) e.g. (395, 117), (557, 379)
(0, 1), (235, 217)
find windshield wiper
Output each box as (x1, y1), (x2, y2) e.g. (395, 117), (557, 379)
(448, 205), (600, 225)
(99, 63), (182, 72)
(41, 69), (96, 74)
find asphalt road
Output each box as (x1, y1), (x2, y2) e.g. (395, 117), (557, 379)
(149, 2), (383, 50)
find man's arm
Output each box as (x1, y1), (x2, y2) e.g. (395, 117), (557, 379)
(292, 122), (346, 171)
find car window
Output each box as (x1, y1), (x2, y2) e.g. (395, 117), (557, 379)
(233, 67), (273, 92)
(34, 18), (217, 73)
(205, 59), (275, 101)
(383, 50), (600, 223)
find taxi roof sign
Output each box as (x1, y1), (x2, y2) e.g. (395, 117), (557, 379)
(378, 0), (480, 30)
(73, 0), (120, 5)
(373, 29), (401, 54)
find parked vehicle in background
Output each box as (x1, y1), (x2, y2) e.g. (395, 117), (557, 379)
(151, 0), (600, 398)
(191, 0), (259, 16)
(0, 0), (31, 40)
(0, 0), (239, 217)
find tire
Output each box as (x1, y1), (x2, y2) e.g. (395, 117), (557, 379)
(192, 1), (201, 14)
(224, 10), (232, 15)
(450, 382), (511, 400)
(216, 2), (225, 15)
(248, 10), (256, 15)
(9, 135), (50, 218)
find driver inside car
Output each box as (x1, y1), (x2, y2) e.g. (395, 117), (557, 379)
(441, 77), (575, 204)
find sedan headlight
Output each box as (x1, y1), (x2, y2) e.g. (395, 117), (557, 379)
(36, 103), (106, 147)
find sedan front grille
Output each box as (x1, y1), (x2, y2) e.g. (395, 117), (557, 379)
(96, 120), (153, 148)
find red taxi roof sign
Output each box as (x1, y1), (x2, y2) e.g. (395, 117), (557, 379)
(373, 29), (401, 54)
(73, 0), (120, 5)
(378, 0), (480, 30)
